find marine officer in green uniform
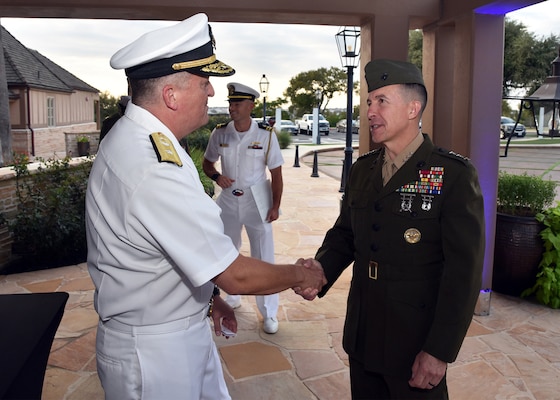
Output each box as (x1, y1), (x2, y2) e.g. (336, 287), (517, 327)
(313, 59), (485, 399)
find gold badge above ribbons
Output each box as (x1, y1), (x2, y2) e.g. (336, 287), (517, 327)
(404, 228), (421, 244)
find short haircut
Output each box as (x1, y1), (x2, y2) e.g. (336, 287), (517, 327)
(129, 73), (190, 106)
(401, 83), (427, 115)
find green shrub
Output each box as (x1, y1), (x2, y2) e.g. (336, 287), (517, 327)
(189, 147), (214, 197)
(185, 128), (211, 151)
(1, 154), (93, 272)
(276, 131), (292, 149)
(522, 202), (560, 308)
(497, 171), (557, 217)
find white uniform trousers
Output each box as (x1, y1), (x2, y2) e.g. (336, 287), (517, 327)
(217, 190), (279, 319)
(96, 310), (230, 400)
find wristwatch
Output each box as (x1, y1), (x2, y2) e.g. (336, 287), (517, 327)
(208, 286), (220, 317)
(211, 173), (221, 181)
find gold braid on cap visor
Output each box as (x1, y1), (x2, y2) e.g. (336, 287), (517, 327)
(172, 55), (217, 70)
(172, 55), (234, 74)
(228, 95), (254, 100)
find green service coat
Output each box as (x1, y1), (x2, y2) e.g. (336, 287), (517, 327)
(316, 134), (485, 378)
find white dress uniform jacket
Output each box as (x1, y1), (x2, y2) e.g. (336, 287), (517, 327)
(205, 120), (284, 190)
(204, 120), (283, 319)
(86, 102), (239, 326)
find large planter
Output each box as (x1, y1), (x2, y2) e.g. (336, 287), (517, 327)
(493, 212), (544, 296)
(77, 141), (90, 156)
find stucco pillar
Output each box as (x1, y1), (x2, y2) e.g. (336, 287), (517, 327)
(468, 13), (503, 300)
(358, 15), (410, 155)
(423, 13), (504, 313)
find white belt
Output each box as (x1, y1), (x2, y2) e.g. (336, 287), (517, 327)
(101, 307), (208, 334)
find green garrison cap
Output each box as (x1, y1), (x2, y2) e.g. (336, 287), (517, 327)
(364, 59), (425, 92)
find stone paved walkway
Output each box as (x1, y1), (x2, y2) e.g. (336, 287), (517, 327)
(1, 144), (559, 399)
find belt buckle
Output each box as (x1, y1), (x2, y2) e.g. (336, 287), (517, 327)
(232, 189), (244, 196)
(369, 261), (378, 280)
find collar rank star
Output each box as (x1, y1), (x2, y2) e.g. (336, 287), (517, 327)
(396, 166), (444, 212)
(150, 132), (183, 167)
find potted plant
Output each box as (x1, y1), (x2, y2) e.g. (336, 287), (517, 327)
(77, 135), (90, 156)
(521, 201), (560, 308)
(493, 171), (557, 296)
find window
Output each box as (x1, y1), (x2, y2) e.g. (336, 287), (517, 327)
(47, 97), (55, 126)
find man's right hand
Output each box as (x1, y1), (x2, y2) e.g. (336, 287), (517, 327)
(215, 175), (234, 189)
(293, 258), (326, 300)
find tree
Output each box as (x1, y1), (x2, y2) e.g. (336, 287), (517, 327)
(252, 97), (288, 119)
(503, 18), (559, 97)
(408, 29), (423, 70)
(283, 67), (348, 116)
(99, 91), (120, 122)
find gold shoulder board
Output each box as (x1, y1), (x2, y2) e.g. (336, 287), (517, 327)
(149, 132), (183, 167)
(257, 122), (273, 131)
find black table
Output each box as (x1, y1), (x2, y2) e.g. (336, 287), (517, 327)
(0, 292), (69, 400)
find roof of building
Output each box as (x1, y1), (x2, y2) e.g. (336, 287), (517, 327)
(1, 24), (98, 93)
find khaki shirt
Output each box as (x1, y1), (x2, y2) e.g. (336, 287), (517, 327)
(382, 132), (424, 185)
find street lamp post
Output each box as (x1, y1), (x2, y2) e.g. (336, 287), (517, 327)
(335, 26), (360, 193)
(259, 74), (269, 123)
(314, 89), (322, 145)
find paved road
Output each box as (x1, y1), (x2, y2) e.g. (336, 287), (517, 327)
(289, 128), (359, 146)
(296, 141), (560, 202)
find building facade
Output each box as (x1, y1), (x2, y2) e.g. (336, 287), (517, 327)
(2, 25), (99, 160)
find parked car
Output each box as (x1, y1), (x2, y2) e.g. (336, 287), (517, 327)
(336, 119), (359, 134)
(295, 114), (330, 135)
(500, 116), (526, 139)
(278, 119), (298, 135)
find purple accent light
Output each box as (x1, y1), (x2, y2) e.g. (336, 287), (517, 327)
(475, 4), (527, 15)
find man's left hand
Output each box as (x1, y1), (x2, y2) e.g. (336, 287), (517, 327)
(210, 295), (237, 338)
(408, 351), (447, 390)
(266, 208), (280, 222)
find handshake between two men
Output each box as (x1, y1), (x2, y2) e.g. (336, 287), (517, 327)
(213, 254), (327, 301)
(293, 257), (326, 300)
(211, 255), (327, 337)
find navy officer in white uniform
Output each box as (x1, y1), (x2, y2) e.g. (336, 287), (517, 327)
(203, 83), (283, 334)
(86, 13), (326, 400)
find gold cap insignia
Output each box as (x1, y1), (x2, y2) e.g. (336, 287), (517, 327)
(404, 228), (421, 244)
(150, 132), (183, 167)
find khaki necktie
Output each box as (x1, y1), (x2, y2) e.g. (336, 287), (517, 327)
(382, 160), (397, 186)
